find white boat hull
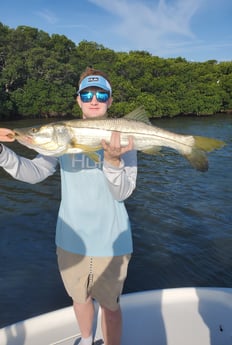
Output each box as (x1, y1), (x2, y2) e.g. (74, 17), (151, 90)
(1, 287), (232, 345)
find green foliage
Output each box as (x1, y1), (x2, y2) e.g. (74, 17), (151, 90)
(0, 22), (231, 120)
(11, 79), (76, 117)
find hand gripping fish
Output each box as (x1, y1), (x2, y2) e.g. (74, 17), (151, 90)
(14, 107), (225, 172)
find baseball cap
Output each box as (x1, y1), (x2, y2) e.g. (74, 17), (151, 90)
(78, 75), (112, 95)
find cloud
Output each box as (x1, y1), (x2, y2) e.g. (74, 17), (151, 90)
(36, 9), (58, 25)
(89, 0), (201, 48)
(87, 0), (230, 61)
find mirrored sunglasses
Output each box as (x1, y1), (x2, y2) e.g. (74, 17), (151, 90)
(79, 90), (110, 103)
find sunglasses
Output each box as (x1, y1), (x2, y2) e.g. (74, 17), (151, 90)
(79, 90), (110, 103)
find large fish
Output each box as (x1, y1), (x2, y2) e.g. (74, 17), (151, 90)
(14, 107), (225, 172)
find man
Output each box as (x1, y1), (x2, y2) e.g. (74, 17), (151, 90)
(0, 67), (137, 345)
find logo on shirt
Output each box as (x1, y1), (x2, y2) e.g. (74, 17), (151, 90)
(71, 152), (103, 169)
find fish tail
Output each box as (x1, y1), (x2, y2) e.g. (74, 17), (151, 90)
(194, 136), (225, 152)
(183, 149), (208, 172)
(183, 136), (225, 172)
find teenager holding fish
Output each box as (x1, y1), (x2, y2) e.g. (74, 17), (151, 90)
(0, 67), (137, 345)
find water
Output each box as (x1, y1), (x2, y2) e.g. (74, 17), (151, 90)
(0, 115), (231, 328)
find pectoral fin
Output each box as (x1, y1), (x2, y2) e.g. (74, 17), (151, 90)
(70, 140), (102, 162)
(84, 152), (100, 163)
(70, 140), (101, 152)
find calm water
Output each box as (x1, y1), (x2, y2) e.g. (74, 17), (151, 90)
(0, 115), (231, 328)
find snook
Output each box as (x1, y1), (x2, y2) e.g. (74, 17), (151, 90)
(14, 107), (225, 172)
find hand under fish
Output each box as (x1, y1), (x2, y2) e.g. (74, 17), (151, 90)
(102, 132), (134, 166)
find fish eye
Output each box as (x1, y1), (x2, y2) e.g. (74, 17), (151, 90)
(31, 128), (37, 133)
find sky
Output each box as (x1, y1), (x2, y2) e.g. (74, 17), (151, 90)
(1, 0), (232, 62)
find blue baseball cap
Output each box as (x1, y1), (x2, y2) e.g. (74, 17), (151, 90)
(78, 75), (112, 95)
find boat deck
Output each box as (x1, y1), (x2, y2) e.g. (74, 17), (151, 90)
(1, 287), (232, 345)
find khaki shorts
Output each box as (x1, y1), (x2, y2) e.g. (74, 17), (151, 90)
(57, 247), (131, 311)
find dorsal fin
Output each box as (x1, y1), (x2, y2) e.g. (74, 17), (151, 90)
(124, 106), (151, 125)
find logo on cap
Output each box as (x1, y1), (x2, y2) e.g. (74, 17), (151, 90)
(88, 77), (99, 82)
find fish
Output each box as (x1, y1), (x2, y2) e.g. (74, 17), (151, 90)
(13, 106), (225, 172)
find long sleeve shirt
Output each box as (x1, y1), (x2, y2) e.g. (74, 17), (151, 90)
(0, 145), (137, 256)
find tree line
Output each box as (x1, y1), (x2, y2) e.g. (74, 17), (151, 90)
(0, 22), (232, 120)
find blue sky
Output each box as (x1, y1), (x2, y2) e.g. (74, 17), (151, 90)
(1, 0), (232, 62)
